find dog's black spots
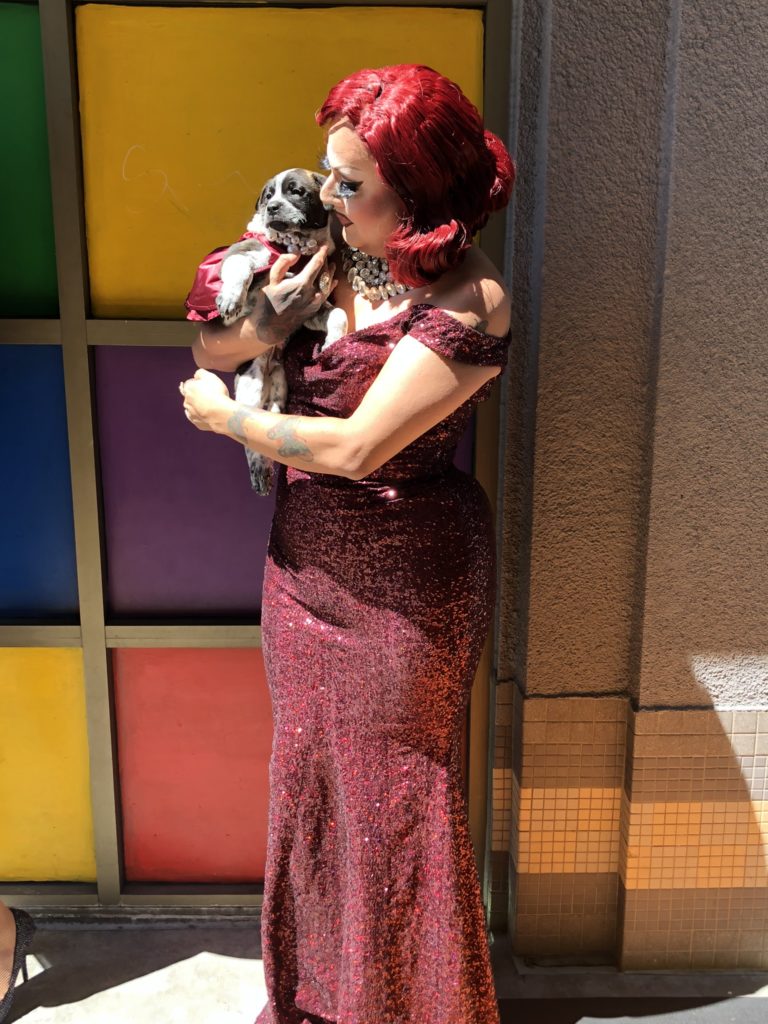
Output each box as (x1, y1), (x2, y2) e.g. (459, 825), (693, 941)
(255, 169), (330, 231)
(283, 172), (307, 193)
(257, 183), (275, 208)
(304, 187), (330, 230)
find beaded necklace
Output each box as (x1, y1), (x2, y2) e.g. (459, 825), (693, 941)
(262, 226), (320, 255)
(341, 245), (410, 302)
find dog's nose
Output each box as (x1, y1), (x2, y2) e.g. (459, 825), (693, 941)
(267, 202), (281, 215)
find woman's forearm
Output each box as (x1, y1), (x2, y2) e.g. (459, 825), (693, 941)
(192, 312), (286, 373)
(209, 399), (365, 480)
(191, 325), (263, 372)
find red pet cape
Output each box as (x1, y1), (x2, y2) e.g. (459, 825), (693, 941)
(184, 231), (284, 323)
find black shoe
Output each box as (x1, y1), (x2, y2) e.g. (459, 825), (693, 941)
(0, 909), (36, 1024)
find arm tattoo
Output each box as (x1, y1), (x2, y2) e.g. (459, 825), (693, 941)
(254, 299), (292, 347)
(474, 319), (489, 334)
(227, 405), (256, 442)
(266, 417), (315, 461)
(256, 285), (312, 343)
(227, 407), (315, 462)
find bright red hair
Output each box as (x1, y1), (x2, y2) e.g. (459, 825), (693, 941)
(316, 64), (516, 288)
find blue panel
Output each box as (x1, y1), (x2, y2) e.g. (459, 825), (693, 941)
(0, 346), (78, 617)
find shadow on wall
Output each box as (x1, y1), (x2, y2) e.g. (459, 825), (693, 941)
(619, 682), (768, 972)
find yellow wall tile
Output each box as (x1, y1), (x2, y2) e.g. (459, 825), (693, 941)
(76, 5), (484, 316)
(0, 649), (96, 881)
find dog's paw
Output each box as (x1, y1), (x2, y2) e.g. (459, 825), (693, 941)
(245, 449), (274, 495)
(320, 306), (350, 351)
(216, 284), (248, 323)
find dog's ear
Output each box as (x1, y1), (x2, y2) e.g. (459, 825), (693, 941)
(256, 175), (278, 211)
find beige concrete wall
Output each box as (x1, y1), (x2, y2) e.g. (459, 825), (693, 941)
(498, 0), (768, 708)
(491, 0), (768, 965)
(638, 0), (768, 707)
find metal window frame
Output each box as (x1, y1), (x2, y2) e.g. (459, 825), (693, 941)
(0, 0), (512, 914)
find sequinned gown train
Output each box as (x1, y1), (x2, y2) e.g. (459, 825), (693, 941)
(256, 304), (511, 1024)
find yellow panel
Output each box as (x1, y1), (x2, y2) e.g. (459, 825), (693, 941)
(0, 649), (96, 881)
(76, 5), (484, 317)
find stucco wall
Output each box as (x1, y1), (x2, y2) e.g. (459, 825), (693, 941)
(491, 1), (768, 962)
(637, 0), (768, 707)
(498, 0), (768, 708)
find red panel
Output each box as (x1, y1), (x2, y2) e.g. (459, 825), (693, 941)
(113, 648), (272, 882)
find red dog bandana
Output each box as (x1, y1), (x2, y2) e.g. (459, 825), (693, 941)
(184, 231), (284, 322)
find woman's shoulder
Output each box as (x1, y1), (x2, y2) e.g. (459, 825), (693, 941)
(401, 248), (512, 370)
(426, 245), (511, 338)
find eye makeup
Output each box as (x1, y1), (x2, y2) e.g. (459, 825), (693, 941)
(334, 181), (359, 198)
(318, 152), (361, 198)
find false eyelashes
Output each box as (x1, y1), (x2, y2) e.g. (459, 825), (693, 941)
(317, 152), (361, 198)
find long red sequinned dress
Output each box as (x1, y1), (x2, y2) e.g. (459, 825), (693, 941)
(256, 303), (511, 1024)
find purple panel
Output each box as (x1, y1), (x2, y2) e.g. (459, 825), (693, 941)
(94, 347), (275, 616)
(94, 347), (476, 617)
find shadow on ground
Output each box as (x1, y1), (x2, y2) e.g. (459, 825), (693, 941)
(499, 997), (767, 1024)
(8, 923), (264, 1023)
(7, 921), (768, 1023)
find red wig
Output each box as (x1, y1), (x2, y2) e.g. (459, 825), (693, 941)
(316, 64), (516, 288)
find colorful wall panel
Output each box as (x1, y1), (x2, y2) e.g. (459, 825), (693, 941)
(113, 648), (272, 882)
(94, 346), (276, 617)
(0, 346), (78, 619)
(0, 1), (492, 910)
(75, 4), (483, 317)
(0, 649), (95, 881)
(0, 3), (58, 316)
(94, 346), (474, 618)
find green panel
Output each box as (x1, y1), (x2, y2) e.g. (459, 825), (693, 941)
(0, 3), (58, 316)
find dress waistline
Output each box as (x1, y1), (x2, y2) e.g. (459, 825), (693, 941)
(282, 464), (460, 494)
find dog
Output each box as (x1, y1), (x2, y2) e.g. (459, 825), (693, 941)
(214, 168), (348, 495)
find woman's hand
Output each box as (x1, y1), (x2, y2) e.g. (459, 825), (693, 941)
(193, 245), (339, 370)
(255, 244), (338, 341)
(179, 368), (232, 432)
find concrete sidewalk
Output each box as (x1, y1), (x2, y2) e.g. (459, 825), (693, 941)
(6, 920), (768, 1023)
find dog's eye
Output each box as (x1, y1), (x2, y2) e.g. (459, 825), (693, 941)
(291, 187), (306, 197)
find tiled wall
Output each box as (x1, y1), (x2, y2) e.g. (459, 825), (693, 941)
(487, 681), (520, 930)
(620, 708), (768, 969)
(487, 691), (768, 968)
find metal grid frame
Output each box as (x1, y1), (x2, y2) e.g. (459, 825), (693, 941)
(0, 0), (512, 912)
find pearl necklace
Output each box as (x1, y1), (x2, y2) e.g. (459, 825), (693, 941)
(341, 245), (409, 302)
(263, 226), (320, 255)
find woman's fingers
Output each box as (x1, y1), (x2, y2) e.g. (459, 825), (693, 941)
(260, 244), (337, 322)
(269, 244), (333, 292)
(295, 245), (330, 287)
(268, 252), (300, 286)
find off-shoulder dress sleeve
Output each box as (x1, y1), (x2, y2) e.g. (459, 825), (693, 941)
(403, 302), (512, 371)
